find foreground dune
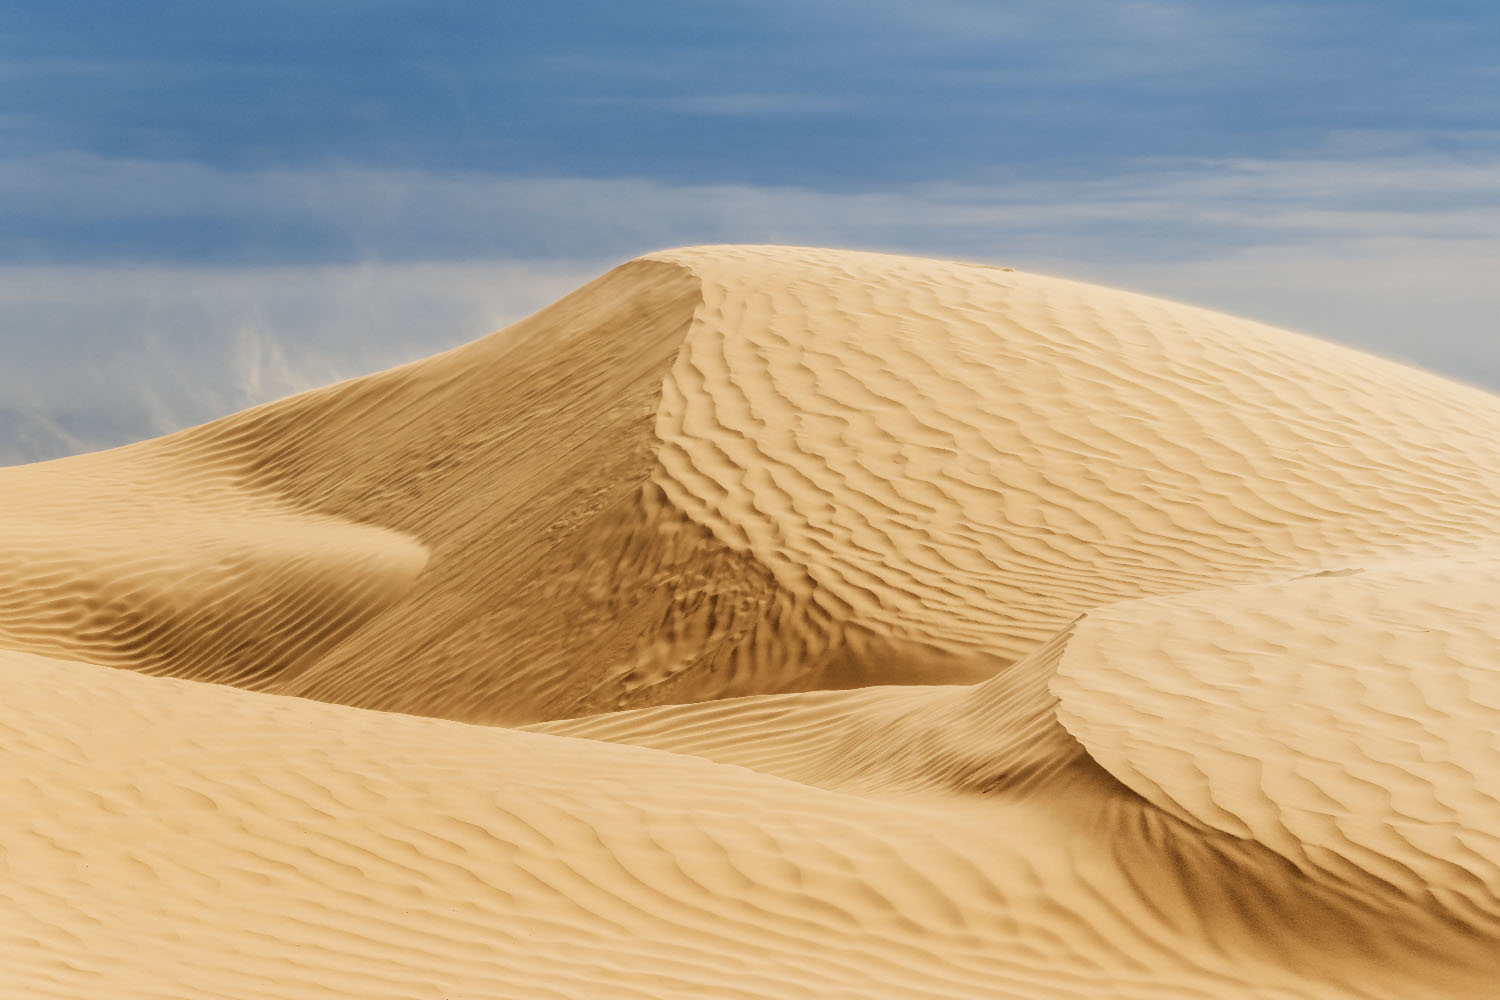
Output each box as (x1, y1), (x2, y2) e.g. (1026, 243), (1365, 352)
(3, 246), (1500, 997)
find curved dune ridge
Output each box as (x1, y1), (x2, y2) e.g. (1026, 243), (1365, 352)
(3, 245), (1500, 997)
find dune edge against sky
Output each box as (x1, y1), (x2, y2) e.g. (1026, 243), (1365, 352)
(4, 246), (1500, 997)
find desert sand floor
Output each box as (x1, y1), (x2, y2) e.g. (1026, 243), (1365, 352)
(4, 246), (1500, 998)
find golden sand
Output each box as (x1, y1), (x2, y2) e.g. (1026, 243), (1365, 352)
(3, 247), (1498, 997)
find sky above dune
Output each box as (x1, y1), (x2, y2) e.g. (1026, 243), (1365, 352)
(2, 1), (1498, 461)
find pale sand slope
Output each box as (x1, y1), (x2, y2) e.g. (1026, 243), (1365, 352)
(4, 247), (1500, 996)
(539, 555), (1500, 989)
(6, 248), (1500, 721)
(5, 641), (1497, 1000)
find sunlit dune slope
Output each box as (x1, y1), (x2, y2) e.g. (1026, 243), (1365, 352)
(7, 248), (1500, 722)
(5, 645), (1496, 1000)
(6, 246), (1500, 998)
(1052, 554), (1500, 930)
(0, 452), (428, 688)
(538, 551), (1500, 955)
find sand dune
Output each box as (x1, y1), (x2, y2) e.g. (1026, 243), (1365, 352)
(4, 246), (1500, 997)
(8, 642), (1496, 1000)
(1053, 555), (1500, 931)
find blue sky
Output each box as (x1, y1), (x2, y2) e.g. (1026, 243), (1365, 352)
(2, 1), (1499, 460)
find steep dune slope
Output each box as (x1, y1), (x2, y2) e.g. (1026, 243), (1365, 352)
(8, 248), (1500, 722)
(0, 260), (730, 720)
(6, 246), (1500, 998)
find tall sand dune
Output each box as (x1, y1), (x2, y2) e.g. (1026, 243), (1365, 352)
(4, 246), (1500, 996)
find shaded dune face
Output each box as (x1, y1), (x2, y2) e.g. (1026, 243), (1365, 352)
(0, 260), (720, 718)
(4, 246), (1500, 997)
(537, 626), (1500, 995)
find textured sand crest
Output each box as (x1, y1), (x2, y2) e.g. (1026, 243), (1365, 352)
(4, 246), (1500, 997)
(9, 248), (1500, 718)
(649, 247), (1500, 663)
(1052, 554), (1500, 931)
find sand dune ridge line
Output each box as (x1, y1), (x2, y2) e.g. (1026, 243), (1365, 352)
(4, 245), (1500, 996)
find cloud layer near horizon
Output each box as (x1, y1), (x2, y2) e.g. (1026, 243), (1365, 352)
(2, 1), (1497, 463)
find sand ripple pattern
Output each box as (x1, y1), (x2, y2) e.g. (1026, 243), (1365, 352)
(650, 246), (1500, 661)
(6, 247), (1500, 997)
(1053, 554), (1500, 932)
(9, 648), (1494, 1000)
(0, 449), (427, 687)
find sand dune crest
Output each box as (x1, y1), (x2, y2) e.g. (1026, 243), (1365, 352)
(5, 246), (1500, 996)
(1053, 553), (1500, 931)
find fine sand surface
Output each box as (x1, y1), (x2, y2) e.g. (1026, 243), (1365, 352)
(3, 246), (1500, 997)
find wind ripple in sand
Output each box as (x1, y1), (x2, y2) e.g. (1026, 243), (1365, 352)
(6, 647), (1493, 1000)
(4, 246), (1500, 996)
(0, 452), (427, 687)
(651, 247), (1500, 666)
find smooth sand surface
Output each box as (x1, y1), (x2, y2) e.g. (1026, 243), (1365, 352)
(4, 246), (1500, 997)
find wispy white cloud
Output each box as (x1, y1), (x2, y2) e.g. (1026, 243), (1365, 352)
(8, 142), (1500, 257)
(3, 144), (1498, 463)
(0, 260), (600, 463)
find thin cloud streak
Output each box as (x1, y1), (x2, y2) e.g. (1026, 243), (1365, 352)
(0, 261), (600, 464)
(3, 145), (1498, 464)
(4, 143), (1500, 263)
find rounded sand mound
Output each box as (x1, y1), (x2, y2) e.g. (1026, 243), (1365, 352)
(4, 246), (1500, 997)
